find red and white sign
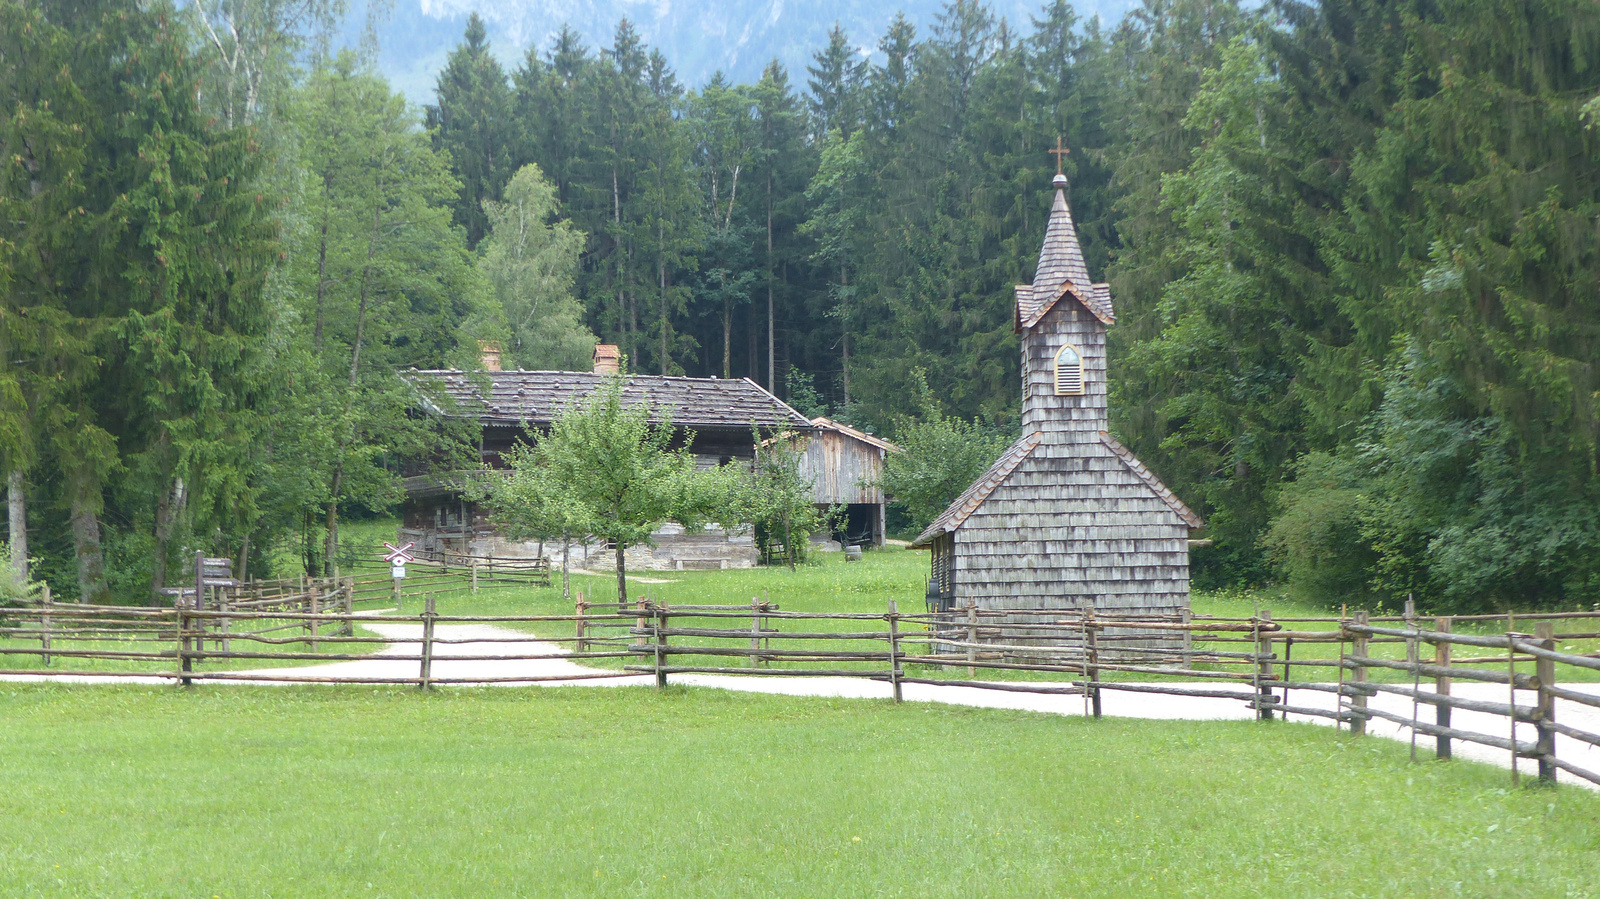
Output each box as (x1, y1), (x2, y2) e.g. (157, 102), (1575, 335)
(382, 541), (415, 565)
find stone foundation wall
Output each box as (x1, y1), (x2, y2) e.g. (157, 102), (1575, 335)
(407, 522), (760, 571)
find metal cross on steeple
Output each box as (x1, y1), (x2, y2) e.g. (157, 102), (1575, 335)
(1048, 136), (1070, 175)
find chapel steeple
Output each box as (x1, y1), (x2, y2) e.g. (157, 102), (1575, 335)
(1032, 172), (1091, 301)
(1016, 146), (1114, 440)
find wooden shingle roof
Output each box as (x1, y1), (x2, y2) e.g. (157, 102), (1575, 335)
(409, 370), (812, 431)
(909, 429), (1204, 547)
(910, 432), (1044, 546)
(1034, 180), (1090, 293)
(810, 417), (902, 454)
(1015, 177), (1115, 330)
(1017, 280), (1115, 329)
(1098, 431), (1204, 530)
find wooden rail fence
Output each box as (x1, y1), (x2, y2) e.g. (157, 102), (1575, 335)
(2, 594), (1597, 788)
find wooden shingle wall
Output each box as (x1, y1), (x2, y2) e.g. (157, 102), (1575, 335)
(951, 437), (1191, 616)
(1020, 303), (1109, 440)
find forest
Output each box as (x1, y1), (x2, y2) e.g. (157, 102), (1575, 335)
(3, 0), (1598, 613)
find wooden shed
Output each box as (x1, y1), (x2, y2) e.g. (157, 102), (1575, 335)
(797, 417), (900, 547)
(912, 169), (1202, 629)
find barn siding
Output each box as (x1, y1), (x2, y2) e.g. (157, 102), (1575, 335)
(798, 429), (886, 505)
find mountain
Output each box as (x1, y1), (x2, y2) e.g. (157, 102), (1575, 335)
(341, 0), (1141, 104)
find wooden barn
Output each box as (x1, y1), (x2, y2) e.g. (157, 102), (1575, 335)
(403, 346), (812, 570)
(911, 168), (1203, 624)
(797, 417), (900, 548)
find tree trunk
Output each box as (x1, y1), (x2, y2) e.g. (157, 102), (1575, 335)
(152, 480), (177, 605)
(312, 185), (332, 352)
(723, 283), (733, 380)
(784, 511), (795, 571)
(323, 197), (379, 576)
(840, 267), (851, 405)
(629, 288), (639, 364)
(747, 310), (757, 385)
(7, 469), (26, 590)
(766, 170), (775, 391)
(659, 221), (670, 375)
(615, 541), (628, 611)
(237, 530), (251, 584)
(150, 430), (177, 603)
(560, 536), (571, 602)
(324, 495), (340, 578)
(67, 469), (110, 604)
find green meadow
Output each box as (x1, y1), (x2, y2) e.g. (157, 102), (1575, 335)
(1, 685), (1597, 898)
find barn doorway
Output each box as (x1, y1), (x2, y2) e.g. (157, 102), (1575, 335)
(832, 503), (882, 548)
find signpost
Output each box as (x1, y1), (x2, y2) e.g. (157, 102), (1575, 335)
(383, 542), (415, 609)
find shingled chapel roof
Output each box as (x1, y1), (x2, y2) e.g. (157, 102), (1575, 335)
(408, 370), (812, 432)
(1016, 174), (1114, 329)
(911, 432), (1044, 546)
(909, 430), (1201, 546)
(1097, 432), (1204, 529)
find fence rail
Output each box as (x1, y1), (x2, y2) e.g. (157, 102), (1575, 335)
(3, 592), (1598, 788)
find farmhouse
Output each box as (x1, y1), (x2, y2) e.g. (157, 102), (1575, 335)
(797, 417), (900, 549)
(911, 166), (1203, 620)
(403, 347), (812, 570)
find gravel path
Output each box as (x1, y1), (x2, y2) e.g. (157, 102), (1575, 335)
(9, 620), (1598, 788)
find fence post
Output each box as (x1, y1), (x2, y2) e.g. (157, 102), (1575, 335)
(40, 584), (52, 667)
(341, 578), (354, 638)
(1534, 621), (1557, 785)
(1508, 611), (1520, 788)
(194, 551), (206, 615)
(219, 592), (231, 655)
(1405, 598), (1419, 762)
(1336, 605), (1347, 732)
(1255, 610), (1274, 721)
(419, 593), (436, 690)
(966, 601), (978, 677)
(1085, 602), (1101, 719)
(887, 600), (902, 703)
(1181, 606), (1193, 670)
(471, 561), (479, 595)
(654, 604), (668, 689)
(1435, 616), (1453, 760)
(574, 591), (587, 654)
(308, 588), (319, 655)
(177, 601), (193, 688)
(750, 598), (761, 668)
(1349, 610), (1369, 737)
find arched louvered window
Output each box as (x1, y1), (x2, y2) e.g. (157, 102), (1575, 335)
(1054, 344), (1084, 395)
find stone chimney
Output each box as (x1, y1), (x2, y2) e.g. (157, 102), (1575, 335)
(479, 341), (503, 372)
(592, 344), (621, 375)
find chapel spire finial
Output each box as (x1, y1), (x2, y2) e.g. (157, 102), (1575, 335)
(1048, 136), (1070, 187)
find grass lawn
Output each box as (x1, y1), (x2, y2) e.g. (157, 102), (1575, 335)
(0, 685), (1597, 898)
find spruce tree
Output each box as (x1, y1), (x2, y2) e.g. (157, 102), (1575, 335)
(3, 0), (280, 600)
(429, 12), (514, 247)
